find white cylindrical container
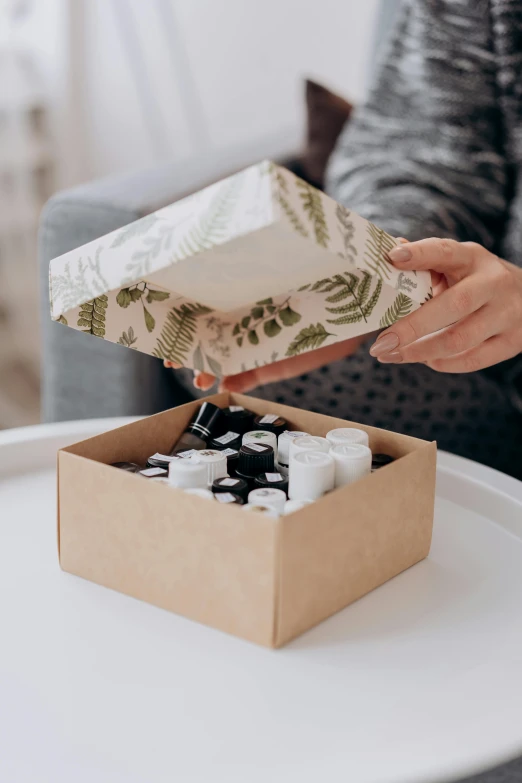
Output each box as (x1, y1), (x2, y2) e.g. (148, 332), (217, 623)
(242, 430), (278, 456)
(195, 449), (228, 485)
(326, 427), (369, 448)
(168, 457), (208, 489)
(330, 443), (372, 488)
(277, 431), (309, 476)
(288, 451), (335, 500)
(183, 488), (214, 500)
(247, 488), (287, 515)
(289, 435), (330, 463)
(284, 499), (314, 515)
(243, 503), (279, 518)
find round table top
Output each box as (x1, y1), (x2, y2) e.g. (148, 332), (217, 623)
(1, 418), (522, 783)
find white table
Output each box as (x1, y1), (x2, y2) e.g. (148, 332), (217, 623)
(1, 419), (522, 783)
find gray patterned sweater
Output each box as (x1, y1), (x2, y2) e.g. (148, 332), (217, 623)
(327, 0), (522, 399)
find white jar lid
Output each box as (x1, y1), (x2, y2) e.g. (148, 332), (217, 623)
(284, 498), (314, 515)
(330, 443), (372, 487)
(288, 450), (335, 501)
(168, 458), (208, 489)
(289, 435), (330, 461)
(195, 449), (228, 485)
(247, 487), (287, 514)
(326, 427), (369, 448)
(243, 430), (278, 455)
(277, 431), (309, 466)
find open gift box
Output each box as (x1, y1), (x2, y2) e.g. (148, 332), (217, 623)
(49, 161), (432, 377)
(57, 394), (436, 648)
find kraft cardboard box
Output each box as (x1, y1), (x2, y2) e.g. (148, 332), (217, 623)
(49, 161), (432, 377)
(57, 393), (436, 648)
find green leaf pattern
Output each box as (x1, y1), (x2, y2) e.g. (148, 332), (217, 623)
(379, 293), (414, 328)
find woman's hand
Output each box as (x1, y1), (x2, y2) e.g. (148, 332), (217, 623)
(164, 334), (368, 393)
(369, 239), (522, 372)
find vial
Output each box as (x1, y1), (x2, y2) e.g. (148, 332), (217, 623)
(253, 471), (289, 495)
(212, 476), (249, 503)
(284, 499), (314, 515)
(253, 414), (288, 439)
(170, 402), (223, 455)
(235, 443), (275, 489)
(326, 428), (369, 448)
(242, 430), (278, 455)
(276, 431), (309, 476)
(289, 435), (330, 463)
(288, 451), (335, 501)
(214, 492), (244, 505)
(247, 488), (287, 515)
(220, 447), (240, 477)
(195, 449), (228, 485)
(168, 458), (208, 489)
(146, 452), (182, 470)
(220, 405), (255, 435)
(330, 443), (372, 487)
(209, 430), (242, 451)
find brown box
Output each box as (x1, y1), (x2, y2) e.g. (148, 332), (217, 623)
(57, 394), (436, 648)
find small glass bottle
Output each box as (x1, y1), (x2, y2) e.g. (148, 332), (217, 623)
(169, 402), (223, 455)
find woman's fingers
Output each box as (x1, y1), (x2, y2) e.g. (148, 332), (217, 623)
(193, 371), (217, 390)
(427, 333), (519, 373)
(387, 237), (479, 277)
(377, 304), (502, 363)
(369, 274), (490, 358)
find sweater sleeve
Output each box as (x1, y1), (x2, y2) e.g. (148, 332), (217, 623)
(326, 0), (509, 250)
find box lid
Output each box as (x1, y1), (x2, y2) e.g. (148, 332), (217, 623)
(49, 161), (431, 377)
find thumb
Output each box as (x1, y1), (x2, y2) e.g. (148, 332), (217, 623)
(388, 237), (475, 276)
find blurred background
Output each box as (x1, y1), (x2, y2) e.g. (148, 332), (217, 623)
(0, 0), (383, 429)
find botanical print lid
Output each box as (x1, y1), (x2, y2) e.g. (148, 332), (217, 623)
(49, 161), (432, 377)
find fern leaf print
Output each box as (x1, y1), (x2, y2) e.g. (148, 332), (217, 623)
(285, 323), (335, 357)
(77, 295), (108, 337)
(364, 222), (395, 280)
(297, 179), (329, 248)
(175, 177), (241, 259)
(278, 194), (309, 238)
(379, 292), (413, 328)
(152, 303), (212, 365)
(336, 204), (357, 262)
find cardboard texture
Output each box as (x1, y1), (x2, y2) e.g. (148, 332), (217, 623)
(57, 394), (436, 648)
(49, 161), (432, 377)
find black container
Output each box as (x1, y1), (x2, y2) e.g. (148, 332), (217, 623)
(111, 461), (142, 473)
(170, 402), (223, 455)
(219, 406), (255, 436)
(212, 476), (249, 502)
(253, 471), (289, 495)
(146, 453), (180, 470)
(235, 443), (275, 489)
(213, 491), (244, 506)
(253, 414), (287, 438)
(371, 453), (395, 471)
(209, 430), (242, 452)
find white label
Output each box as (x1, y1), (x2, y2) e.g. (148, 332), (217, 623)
(260, 414), (278, 424)
(284, 431), (307, 439)
(246, 442), (268, 452)
(221, 448), (239, 457)
(266, 473), (283, 482)
(178, 449), (198, 459)
(215, 492), (236, 503)
(140, 467), (167, 477)
(228, 406), (244, 413)
(149, 452), (180, 462)
(215, 431), (239, 445)
(219, 477), (240, 487)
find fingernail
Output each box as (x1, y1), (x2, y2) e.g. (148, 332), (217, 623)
(388, 246), (412, 264)
(377, 351), (403, 364)
(369, 333), (400, 357)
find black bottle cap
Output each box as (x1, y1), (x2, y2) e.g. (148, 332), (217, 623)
(237, 442), (275, 479)
(254, 471), (289, 495)
(187, 402), (223, 441)
(213, 491), (244, 506)
(111, 461), (142, 473)
(212, 476), (249, 502)
(253, 414), (287, 438)
(371, 453), (395, 470)
(209, 430), (242, 451)
(146, 453), (180, 470)
(220, 405), (255, 435)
